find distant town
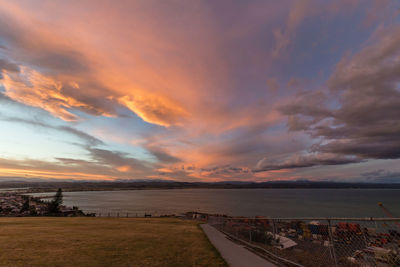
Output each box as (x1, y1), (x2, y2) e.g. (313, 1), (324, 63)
(0, 191), (86, 217)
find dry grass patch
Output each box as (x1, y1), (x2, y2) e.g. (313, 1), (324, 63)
(0, 217), (226, 267)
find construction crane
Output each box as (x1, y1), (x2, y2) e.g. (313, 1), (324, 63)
(378, 202), (400, 228)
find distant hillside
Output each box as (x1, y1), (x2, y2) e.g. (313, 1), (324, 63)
(1, 179), (400, 192)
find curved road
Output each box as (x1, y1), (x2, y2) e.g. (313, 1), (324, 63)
(201, 224), (276, 267)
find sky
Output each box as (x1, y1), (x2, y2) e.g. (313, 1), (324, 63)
(0, 0), (400, 182)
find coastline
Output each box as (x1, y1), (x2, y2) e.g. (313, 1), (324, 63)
(23, 188), (400, 218)
(1, 180), (400, 194)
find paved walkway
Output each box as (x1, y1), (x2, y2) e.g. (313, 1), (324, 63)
(201, 224), (276, 267)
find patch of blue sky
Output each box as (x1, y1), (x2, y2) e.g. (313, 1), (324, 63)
(68, 112), (157, 161)
(0, 101), (98, 161)
(266, 120), (287, 133)
(0, 120), (89, 161)
(100, 141), (154, 162)
(283, 11), (373, 82)
(70, 106), (157, 137)
(0, 98), (66, 129)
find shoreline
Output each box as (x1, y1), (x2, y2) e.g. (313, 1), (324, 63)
(14, 187), (400, 195)
(1, 180), (400, 194)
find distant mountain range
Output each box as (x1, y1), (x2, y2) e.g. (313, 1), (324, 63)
(1, 179), (400, 192)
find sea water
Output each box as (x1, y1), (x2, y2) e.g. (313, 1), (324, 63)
(31, 188), (400, 218)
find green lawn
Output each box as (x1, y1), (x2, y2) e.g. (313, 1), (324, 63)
(0, 217), (227, 267)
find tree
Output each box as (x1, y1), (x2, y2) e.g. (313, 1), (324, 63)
(20, 197), (30, 213)
(48, 188), (63, 214)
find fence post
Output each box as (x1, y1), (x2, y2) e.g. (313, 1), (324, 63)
(249, 220), (252, 242)
(108, 212), (110, 217)
(126, 213), (129, 218)
(272, 219), (276, 237)
(327, 219), (339, 267)
(235, 219), (238, 237)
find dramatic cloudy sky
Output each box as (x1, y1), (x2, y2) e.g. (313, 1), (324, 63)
(0, 0), (399, 182)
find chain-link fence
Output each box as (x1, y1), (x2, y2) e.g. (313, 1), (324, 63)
(208, 216), (400, 267)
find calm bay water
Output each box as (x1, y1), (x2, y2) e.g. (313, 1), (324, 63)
(32, 189), (400, 218)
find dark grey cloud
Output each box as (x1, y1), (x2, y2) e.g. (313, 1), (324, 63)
(194, 122), (308, 169)
(55, 158), (91, 165)
(279, 90), (333, 132)
(200, 165), (250, 175)
(59, 126), (103, 147)
(156, 169), (200, 182)
(278, 25), (400, 168)
(0, 114), (103, 147)
(59, 82), (119, 117)
(87, 147), (151, 172)
(0, 58), (19, 73)
(253, 154), (363, 172)
(156, 165), (250, 181)
(146, 146), (181, 164)
(0, 57), (19, 79)
(55, 146), (155, 176)
(361, 169), (400, 183)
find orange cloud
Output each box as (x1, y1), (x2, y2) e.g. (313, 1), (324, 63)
(2, 67), (109, 121)
(119, 94), (188, 127)
(0, 1), (265, 131)
(116, 165), (132, 173)
(0, 1), (197, 127)
(1, 0), (381, 183)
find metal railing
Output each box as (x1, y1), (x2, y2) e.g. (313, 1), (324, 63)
(208, 216), (400, 267)
(86, 210), (183, 218)
(95, 211), (154, 218)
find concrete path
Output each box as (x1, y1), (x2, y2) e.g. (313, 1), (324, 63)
(201, 224), (276, 267)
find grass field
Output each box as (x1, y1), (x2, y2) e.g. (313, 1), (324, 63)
(0, 217), (227, 267)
